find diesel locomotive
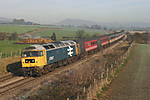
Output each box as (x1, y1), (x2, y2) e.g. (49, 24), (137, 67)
(21, 32), (126, 76)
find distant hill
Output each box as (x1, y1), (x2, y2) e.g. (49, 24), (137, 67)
(0, 17), (12, 24)
(55, 18), (150, 29)
(56, 18), (99, 25)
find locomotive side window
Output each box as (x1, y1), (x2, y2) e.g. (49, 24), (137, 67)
(64, 43), (69, 46)
(43, 46), (49, 49)
(59, 43), (65, 46)
(70, 42), (75, 45)
(53, 43), (60, 48)
(43, 45), (55, 49)
(48, 45), (55, 49)
(61, 43), (65, 46)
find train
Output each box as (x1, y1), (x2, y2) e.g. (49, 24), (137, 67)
(21, 31), (126, 76)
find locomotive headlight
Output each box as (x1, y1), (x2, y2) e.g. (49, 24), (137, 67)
(32, 59), (35, 62)
(25, 59), (35, 63)
(31, 59), (35, 63)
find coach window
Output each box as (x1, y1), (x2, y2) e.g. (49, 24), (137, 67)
(85, 44), (88, 47)
(91, 42), (94, 45)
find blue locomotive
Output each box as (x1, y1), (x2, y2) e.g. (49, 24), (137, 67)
(21, 32), (126, 76)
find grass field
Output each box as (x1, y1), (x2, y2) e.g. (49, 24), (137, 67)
(0, 24), (40, 34)
(0, 40), (29, 53)
(37, 27), (107, 40)
(0, 40), (30, 58)
(0, 24), (107, 38)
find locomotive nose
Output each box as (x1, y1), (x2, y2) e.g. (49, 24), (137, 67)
(25, 59), (35, 63)
(22, 58), (38, 67)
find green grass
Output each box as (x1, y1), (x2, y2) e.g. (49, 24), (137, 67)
(0, 24), (107, 40)
(0, 24), (40, 34)
(0, 40), (29, 53)
(37, 27), (107, 40)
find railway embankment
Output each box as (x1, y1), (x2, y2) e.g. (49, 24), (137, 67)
(13, 40), (132, 100)
(91, 42), (134, 100)
(96, 43), (150, 100)
(94, 32), (150, 100)
(87, 41), (134, 100)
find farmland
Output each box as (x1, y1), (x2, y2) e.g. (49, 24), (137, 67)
(0, 24), (107, 36)
(0, 25), (107, 39)
(0, 24), (107, 57)
(0, 24), (40, 34)
(36, 27), (108, 40)
(0, 24), (40, 57)
(0, 40), (29, 59)
(0, 40), (29, 52)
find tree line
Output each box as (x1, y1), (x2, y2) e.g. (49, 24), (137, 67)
(0, 32), (18, 40)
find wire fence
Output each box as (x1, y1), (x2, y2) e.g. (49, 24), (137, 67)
(66, 41), (134, 100)
(0, 50), (22, 59)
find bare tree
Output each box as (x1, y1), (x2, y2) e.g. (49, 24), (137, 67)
(76, 30), (85, 38)
(51, 32), (57, 41)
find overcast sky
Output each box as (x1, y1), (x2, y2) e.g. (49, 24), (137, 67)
(0, 0), (149, 24)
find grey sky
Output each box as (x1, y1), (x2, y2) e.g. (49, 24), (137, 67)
(0, 0), (149, 24)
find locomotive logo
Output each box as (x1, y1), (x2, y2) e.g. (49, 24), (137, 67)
(67, 46), (73, 56)
(49, 56), (54, 61)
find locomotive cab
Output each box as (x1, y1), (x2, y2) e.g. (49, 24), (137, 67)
(21, 45), (47, 68)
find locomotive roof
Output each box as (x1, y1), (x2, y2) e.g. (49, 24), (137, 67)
(24, 45), (45, 51)
(61, 40), (76, 44)
(41, 40), (76, 50)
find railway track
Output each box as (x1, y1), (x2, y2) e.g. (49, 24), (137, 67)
(0, 73), (35, 96)
(0, 76), (35, 95)
(0, 73), (14, 83)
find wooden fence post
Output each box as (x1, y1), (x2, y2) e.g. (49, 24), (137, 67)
(0, 52), (2, 59)
(77, 95), (80, 100)
(83, 86), (86, 93)
(0, 49), (22, 59)
(3, 52), (5, 58)
(11, 51), (12, 57)
(20, 50), (22, 55)
(67, 98), (70, 100)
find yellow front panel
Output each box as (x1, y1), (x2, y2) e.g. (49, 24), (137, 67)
(21, 50), (47, 68)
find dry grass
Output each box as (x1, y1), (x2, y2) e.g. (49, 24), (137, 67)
(0, 57), (20, 75)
